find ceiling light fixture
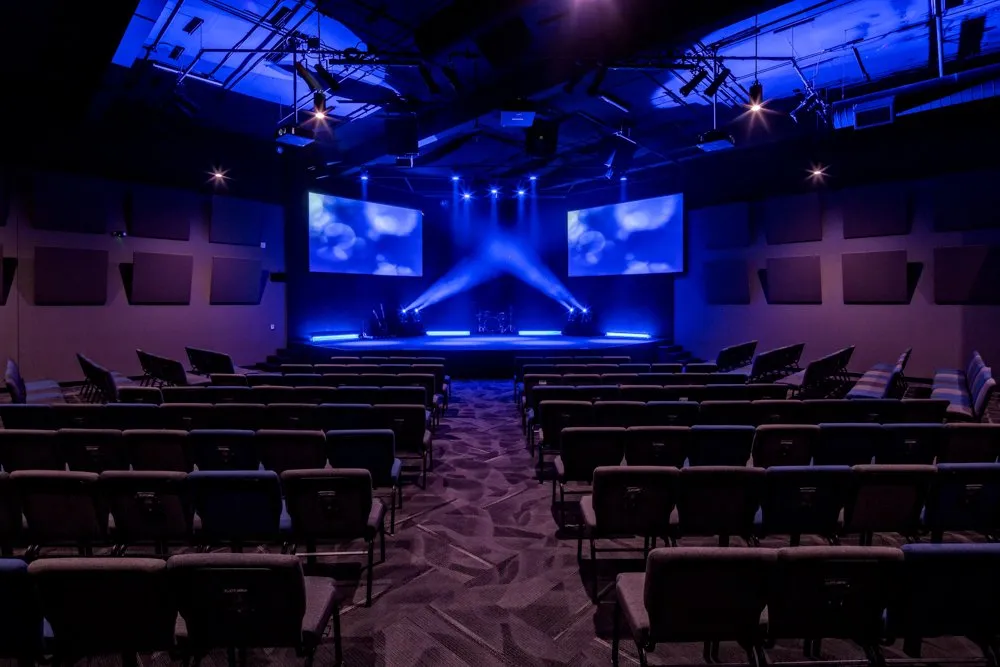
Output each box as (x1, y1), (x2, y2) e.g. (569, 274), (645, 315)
(680, 69), (709, 96)
(704, 66), (731, 98)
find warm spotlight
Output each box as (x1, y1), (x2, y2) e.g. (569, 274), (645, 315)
(748, 80), (764, 110)
(208, 167), (229, 186)
(808, 163), (828, 181)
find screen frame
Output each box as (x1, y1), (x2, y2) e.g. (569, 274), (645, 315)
(567, 192), (685, 278)
(306, 191), (425, 277)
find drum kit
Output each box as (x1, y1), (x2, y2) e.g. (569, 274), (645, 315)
(476, 308), (514, 335)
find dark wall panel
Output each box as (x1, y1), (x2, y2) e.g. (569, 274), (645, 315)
(30, 173), (119, 234)
(131, 252), (194, 305)
(841, 184), (912, 239)
(128, 185), (202, 241)
(211, 196), (281, 246)
(761, 192), (823, 245)
(765, 255), (822, 304)
(704, 258), (751, 304)
(693, 202), (752, 249)
(933, 245), (1000, 304)
(842, 250), (908, 303)
(34, 247), (108, 305)
(210, 257), (266, 305)
(0, 171), (8, 226)
(932, 170), (1000, 231)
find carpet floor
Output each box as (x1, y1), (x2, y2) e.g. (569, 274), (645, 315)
(0, 380), (987, 666)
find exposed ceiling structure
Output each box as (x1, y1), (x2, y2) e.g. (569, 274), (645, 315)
(102, 0), (1000, 195)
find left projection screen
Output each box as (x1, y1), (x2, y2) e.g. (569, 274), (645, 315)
(308, 192), (423, 276)
(568, 193), (684, 276)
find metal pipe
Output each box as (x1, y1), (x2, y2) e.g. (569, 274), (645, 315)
(145, 0), (186, 58)
(205, 0), (283, 77)
(224, 5), (316, 90)
(931, 0), (945, 77)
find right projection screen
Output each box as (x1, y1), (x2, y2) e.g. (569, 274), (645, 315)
(567, 193), (684, 276)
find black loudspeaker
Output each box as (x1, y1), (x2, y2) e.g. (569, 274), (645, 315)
(526, 119), (558, 158)
(385, 114), (419, 156)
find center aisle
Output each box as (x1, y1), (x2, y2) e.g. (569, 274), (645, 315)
(337, 379), (610, 666)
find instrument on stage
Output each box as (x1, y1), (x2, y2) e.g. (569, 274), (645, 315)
(476, 308), (513, 335)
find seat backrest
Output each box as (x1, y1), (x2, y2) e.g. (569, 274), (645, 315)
(0, 558), (43, 656)
(168, 553), (306, 650)
(593, 400), (645, 426)
(281, 469), (375, 539)
(124, 429), (192, 472)
(716, 341), (758, 372)
(11, 470), (107, 543)
(256, 430), (327, 474)
(186, 347), (237, 376)
(188, 429), (259, 471)
(371, 404), (425, 452)
(0, 473), (22, 546)
(3, 359), (27, 404)
(624, 426), (690, 467)
(0, 429), (64, 471)
(317, 403), (374, 431)
(558, 428), (626, 482)
(60, 428), (128, 473)
(643, 547), (775, 643)
(761, 466), (851, 537)
(646, 401), (700, 427)
(538, 401), (594, 443)
(698, 400), (757, 426)
(262, 403), (320, 430)
(592, 466), (678, 537)
(677, 467), (765, 537)
(844, 464), (935, 534)
(877, 424), (942, 464)
(814, 423), (883, 465)
(117, 386), (164, 405)
(924, 463), (1000, 534)
(0, 404), (52, 429)
(325, 429), (397, 487)
(752, 424), (818, 468)
(940, 423), (1000, 463)
(100, 470), (193, 544)
(891, 543), (1000, 641)
(751, 400), (805, 425)
(769, 546), (902, 643)
(689, 425), (755, 467)
(188, 470), (283, 543)
(30, 558), (175, 656)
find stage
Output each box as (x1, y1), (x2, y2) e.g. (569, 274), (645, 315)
(296, 334), (663, 378)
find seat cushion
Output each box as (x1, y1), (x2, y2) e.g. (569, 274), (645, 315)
(616, 573), (650, 644)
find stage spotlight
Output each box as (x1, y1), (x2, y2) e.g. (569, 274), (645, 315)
(490, 188), (499, 197)
(582, 308), (589, 314)
(462, 192), (472, 200)
(517, 189), (526, 197)
(749, 80), (764, 111)
(808, 163), (828, 181)
(704, 66), (731, 98)
(451, 175), (460, 182)
(569, 307), (575, 313)
(680, 69), (708, 96)
(529, 175), (537, 181)
(360, 171), (369, 182)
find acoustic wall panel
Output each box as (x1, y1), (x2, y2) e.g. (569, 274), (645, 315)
(210, 257), (266, 305)
(131, 252), (194, 305)
(933, 245), (1000, 304)
(841, 184), (913, 239)
(704, 258), (751, 304)
(842, 250), (908, 304)
(211, 196), (281, 246)
(34, 247), (108, 305)
(29, 173), (120, 234)
(127, 185), (202, 241)
(764, 256), (822, 304)
(693, 202), (752, 249)
(761, 192), (823, 245)
(931, 170), (1000, 231)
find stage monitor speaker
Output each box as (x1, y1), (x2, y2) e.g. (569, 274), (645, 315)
(526, 119), (558, 158)
(385, 114), (419, 156)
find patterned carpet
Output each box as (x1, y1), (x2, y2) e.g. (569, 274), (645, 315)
(0, 380), (986, 665)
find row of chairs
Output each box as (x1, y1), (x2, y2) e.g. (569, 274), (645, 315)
(76, 353), (121, 403)
(933, 350), (996, 422)
(137, 349), (205, 388)
(125, 384), (435, 411)
(778, 346), (856, 399)
(0, 425), (429, 491)
(0, 468), (388, 605)
(716, 341), (758, 372)
(847, 348), (912, 400)
(578, 464), (999, 556)
(0, 554), (339, 666)
(185, 346), (241, 376)
(746, 343), (805, 383)
(612, 543), (1000, 667)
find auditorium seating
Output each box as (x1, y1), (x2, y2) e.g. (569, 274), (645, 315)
(613, 543), (1000, 667)
(185, 346), (242, 376)
(932, 350), (997, 421)
(778, 346), (855, 398)
(3, 360), (26, 405)
(136, 349), (209, 388)
(746, 343), (805, 383)
(715, 340), (758, 372)
(847, 348), (911, 399)
(76, 354), (125, 403)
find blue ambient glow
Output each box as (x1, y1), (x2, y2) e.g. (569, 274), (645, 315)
(426, 331), (471, 337)
(605, 332), (652, 339)
(309, 333), (360, 342)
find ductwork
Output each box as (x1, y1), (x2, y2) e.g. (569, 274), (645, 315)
(831, 62), (1000, 130)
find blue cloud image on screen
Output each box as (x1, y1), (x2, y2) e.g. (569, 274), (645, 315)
(308, 193), (423, 276)
(568, 193), (684, 277)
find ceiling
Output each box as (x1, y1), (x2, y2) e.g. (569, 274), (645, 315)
(36, 0), (1000, 194)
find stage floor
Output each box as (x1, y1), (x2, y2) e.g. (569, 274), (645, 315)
(299, 335), (662, 378)
(316, 335), (657, 352)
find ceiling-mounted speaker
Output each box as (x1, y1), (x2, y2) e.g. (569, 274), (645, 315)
(384, 113), (419, 156)
(526, 119), (558, 158)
